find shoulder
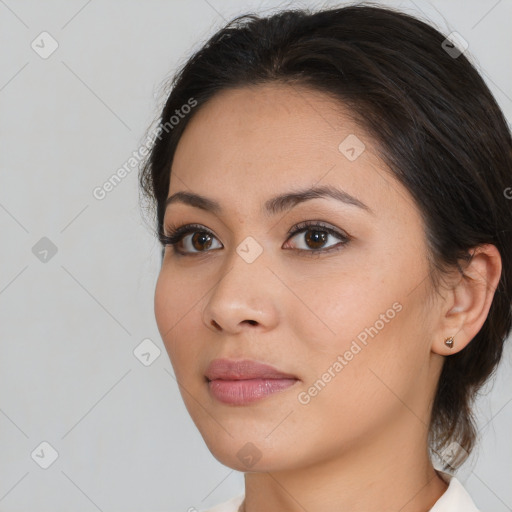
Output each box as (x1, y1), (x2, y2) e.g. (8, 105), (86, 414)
(429, 470), (481, 512)
(199, 493), (245, 512)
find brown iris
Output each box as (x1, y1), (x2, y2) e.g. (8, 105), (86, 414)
(304, 229), (328, 250)
(191, 232), (213, 251)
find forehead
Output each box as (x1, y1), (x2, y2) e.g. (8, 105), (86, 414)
(168, 83), (415, 222)
(173, 82), (350, 169)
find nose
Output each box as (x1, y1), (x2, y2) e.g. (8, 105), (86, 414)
(201, 250), (279, 334)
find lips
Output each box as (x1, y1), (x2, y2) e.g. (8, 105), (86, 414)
(205, 358), (298, 381)
(205, 359), (300, 406)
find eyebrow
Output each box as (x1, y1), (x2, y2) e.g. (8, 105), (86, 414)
(164, 184), (374, 217)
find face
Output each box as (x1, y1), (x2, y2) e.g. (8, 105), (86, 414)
(154, 83), (442, 472)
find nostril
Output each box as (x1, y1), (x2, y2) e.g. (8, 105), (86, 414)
(246, 320), (258, 326)
(211, 319), (222, 330)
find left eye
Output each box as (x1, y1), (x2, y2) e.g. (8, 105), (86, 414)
(284, 222), (350, 253)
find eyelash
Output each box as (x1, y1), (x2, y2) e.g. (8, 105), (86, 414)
(159, 220), (351, 257)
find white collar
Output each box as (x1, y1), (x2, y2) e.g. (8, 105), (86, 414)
(429, 470), (480, 511)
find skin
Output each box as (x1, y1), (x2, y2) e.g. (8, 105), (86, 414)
(154, 83), (502, 512)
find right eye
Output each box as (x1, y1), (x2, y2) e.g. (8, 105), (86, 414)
(160, 224), (223, 255)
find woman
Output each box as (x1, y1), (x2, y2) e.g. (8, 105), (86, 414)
(139, 4), (512, 511)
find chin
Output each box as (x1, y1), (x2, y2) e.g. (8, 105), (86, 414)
(199, 428), (301, 472)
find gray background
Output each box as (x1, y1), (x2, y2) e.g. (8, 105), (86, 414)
(0, 0), (511, 511)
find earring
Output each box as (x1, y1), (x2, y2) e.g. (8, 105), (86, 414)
(444, 336), (454, 349)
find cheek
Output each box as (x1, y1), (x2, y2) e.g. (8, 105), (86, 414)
(154, 271), (174, 340)
(154, 269), (207, 382)
(289, 270), (389, 357)
(154, 271), (190, 365)
(288, 263), (423, 409)
(154, 264), (200, 334)
(290, 320), (412, 454)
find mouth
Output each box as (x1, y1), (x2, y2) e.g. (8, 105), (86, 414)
(205, 358), (300, 405)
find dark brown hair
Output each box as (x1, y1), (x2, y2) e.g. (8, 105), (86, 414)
(139, 3), (512, 470)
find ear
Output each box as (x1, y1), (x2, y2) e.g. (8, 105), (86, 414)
(431, 244), (502, 356)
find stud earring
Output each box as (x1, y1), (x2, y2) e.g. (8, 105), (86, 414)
(444, 336), (454, 349)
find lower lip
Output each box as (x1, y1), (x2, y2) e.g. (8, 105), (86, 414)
(208, 378), (299, 405)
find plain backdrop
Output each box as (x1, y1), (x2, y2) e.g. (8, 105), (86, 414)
(1, 0), (511, 511)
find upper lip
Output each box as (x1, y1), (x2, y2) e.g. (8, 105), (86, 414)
(205, 359), (299, 381)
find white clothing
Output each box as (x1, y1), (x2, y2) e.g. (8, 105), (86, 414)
(201, 470), (480, 511)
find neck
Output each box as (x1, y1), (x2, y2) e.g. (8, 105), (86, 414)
(241, 416), (448, 512)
